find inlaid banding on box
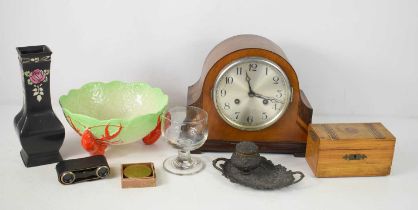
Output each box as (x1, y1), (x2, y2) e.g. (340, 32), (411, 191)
(365, 123), (385, 139)
(322, 124), (338, 140)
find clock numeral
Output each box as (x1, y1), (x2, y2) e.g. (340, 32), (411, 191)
(225, 76), (234, 85)
(276, 90), (283, 98)
(234, 112), (240, 120)
(224, 102), (231, 110)
(236, 67), (242, 75)
(249, 63), (257, 71)
(262, 112), (268, 120)
(276, 93), (282, 98)
(265, 67), (268, 75)
(273, 103), (280, 110)
(273, 76), (280, 84)
(220, 89), (226, 97)
(246, 115), (254, 124)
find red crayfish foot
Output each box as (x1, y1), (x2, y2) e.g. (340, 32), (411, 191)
(143, 117), (162, 145)
(81, 129), (108, 156)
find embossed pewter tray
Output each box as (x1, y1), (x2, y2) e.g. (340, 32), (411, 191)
(213, 157), (304, 190)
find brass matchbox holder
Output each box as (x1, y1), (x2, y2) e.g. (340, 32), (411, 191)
(121, 162), (156, 188)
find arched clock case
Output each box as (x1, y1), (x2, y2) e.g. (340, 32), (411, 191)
(187, 34), (313, 156)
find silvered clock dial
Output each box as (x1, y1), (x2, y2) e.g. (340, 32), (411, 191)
(213, 57), (292, 131)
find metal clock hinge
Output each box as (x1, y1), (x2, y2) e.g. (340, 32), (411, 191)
(290, 87), (293, 103)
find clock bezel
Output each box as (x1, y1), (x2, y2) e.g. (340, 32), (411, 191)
(212, 56), (292, 131)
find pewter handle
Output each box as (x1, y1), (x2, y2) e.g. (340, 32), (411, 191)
(292, 171), (305, 184)
(212, 158), (228, 172)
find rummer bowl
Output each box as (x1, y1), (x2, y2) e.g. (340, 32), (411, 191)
(59, 81), (168, 155)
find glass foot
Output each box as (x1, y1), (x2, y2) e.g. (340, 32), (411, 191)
(163, 155), (205, 175)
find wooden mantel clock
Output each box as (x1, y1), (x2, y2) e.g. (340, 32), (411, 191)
(187, 34), (313, 156)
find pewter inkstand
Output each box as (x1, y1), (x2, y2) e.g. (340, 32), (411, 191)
(213, 142), (304, 190)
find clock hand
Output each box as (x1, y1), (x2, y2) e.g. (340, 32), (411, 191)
(253, 93), (271, 100)
(245, 72), (280, 103)
(253, 93), (282, 103)
(245, 72), (255, 96)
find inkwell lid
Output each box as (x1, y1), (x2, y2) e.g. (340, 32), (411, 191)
(235, 142), (259, 156)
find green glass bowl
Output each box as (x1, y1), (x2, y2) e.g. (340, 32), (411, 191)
(59, 81), (168, 145)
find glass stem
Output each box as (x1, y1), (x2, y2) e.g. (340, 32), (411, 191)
(174, 149), (193, 169)
(178, 149), (191, 162)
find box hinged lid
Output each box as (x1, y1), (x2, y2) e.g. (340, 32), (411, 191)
(309, 123), (395, 150)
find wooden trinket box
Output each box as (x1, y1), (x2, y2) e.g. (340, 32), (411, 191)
(305, 123), (395, 177)
(121, 162), (156, 188)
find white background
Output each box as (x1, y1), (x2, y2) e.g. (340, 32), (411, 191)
(1, 0), (417, 117)
(1, 0), (418, 210)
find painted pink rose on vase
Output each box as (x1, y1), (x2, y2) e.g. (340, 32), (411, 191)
(23, 68), (49, 102)
(29, 69), (46, 84)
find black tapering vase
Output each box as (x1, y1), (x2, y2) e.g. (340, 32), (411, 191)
(14, 45), (65, 167)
